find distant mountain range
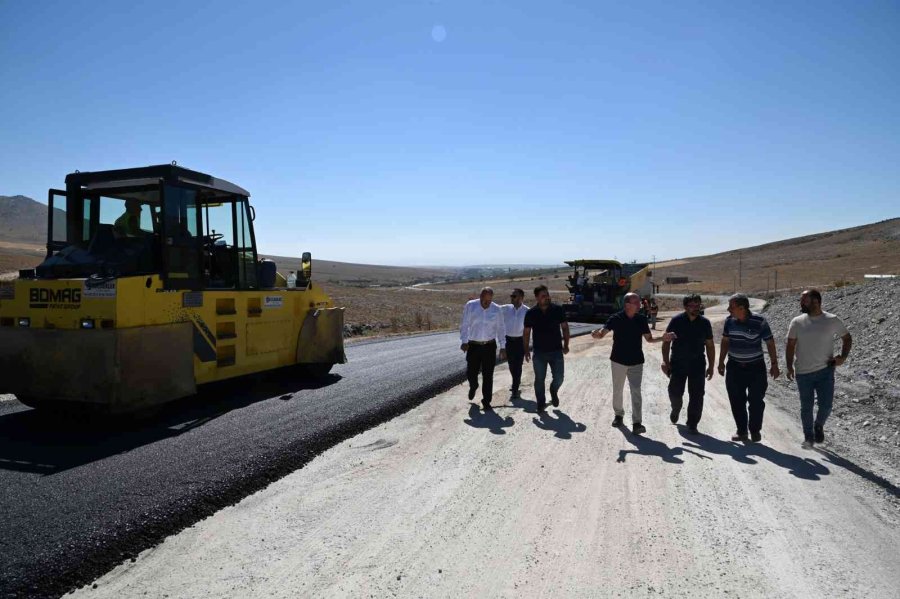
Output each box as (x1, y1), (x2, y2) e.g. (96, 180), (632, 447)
(0, 195), (48, 244)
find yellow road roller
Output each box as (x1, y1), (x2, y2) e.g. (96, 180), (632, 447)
(0, 164), (346, 413)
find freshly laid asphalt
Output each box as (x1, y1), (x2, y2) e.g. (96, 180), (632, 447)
(0, 325), (591, 598)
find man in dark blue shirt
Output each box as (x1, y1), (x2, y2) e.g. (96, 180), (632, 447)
(523, 285), (570, 412)
(662, 294), (715, 434)
(592, 293), (674, 435)
(718, 293), (780, 443)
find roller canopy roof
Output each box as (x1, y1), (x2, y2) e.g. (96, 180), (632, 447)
(65, 164), (250, 197)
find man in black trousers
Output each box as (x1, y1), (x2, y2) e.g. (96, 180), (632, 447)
(460, 287), (507, 410)
(501, 288), (528, 398)
(661, 294), (715, 434)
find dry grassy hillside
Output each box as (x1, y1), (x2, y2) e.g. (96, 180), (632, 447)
(653, 218), (900, 295)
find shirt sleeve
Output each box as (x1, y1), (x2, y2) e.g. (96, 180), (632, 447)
(524, 310), (533, 329)
(496, 306), (507, 349)
(761, 318), (774, 341)
(834, 317), (849, 337)
(704, 319), (713, 340)
(459, 302), (470, 344)
(665, 317), (676, 333)
(722, 318), (731, 338)
(603, 314), (615, 331)
(557, 305), (567, 323)
(640, 316), (651, 335)
(787, 317), (798, 340)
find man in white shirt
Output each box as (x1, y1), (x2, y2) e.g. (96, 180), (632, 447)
(500, 288), (528, 398)
(460, 287), (507, 410)
(786, 288), (852, 449)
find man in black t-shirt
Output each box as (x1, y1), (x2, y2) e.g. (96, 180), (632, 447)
(523, 285), (570, 412)
(661, 294), (715, 434)
(592, 293), (674, 434)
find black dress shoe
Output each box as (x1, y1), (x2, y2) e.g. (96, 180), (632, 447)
(611, 415), (624, 427)
(687, 425), (699, 434)
(482, 401), (493, 411)
(632, 423), (647, 435)
(750, 431), (762, 443)
(550, 389), (559, 407)
(670, 406), (680, 424)
(536, 402), (547, 413)
(468, 385), (478, 400)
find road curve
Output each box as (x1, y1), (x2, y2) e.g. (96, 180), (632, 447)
(0, 324), (592, 598)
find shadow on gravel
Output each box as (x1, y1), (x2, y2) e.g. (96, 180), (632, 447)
(463, 403), (514, 434)
(678, 426), (830, 481)
(815, 448), (900, 499)
(617, 425), (711, 464)
(0, 368), (342, 475)
(532, 409), (587, 440)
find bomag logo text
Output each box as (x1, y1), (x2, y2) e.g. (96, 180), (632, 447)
(29, 287), (82, 309)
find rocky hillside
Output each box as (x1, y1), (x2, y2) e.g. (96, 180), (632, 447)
(0, 195), (48, 244)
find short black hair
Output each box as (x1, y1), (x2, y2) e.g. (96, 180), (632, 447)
(683, 293), (702, 307)
(534, 284), (549, 297)
(806, 289), (822, 304)
(512, 288), (525, 297)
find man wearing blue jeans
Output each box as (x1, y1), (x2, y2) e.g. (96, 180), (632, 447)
(786, 289), (852, 449)
(523, 285), (569, 413)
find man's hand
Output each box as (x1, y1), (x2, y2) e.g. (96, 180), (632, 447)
(786, 365), (795, 381)
(717, 362), (726, 376)
(706, 364), (714, 380)
(525, 351), (531, 363)
(460, 343), (468, 352)
(661, 363), (671, 377)
(499, 348), (507, 361)
(831, 356), (847, 367)
(770, 363), (781, 379)
(663, 332), (677, 342)
(591, 329), (603, 339)
(562, 345), (569, 355)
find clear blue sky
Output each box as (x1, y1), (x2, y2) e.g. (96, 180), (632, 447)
(2, 1), (898, 266)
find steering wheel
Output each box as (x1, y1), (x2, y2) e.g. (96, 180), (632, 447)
(203, 232), (224, 246)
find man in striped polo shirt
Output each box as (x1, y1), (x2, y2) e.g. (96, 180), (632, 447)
(717, 294), (781, 443)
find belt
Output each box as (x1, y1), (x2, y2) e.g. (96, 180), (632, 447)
(728, 358), (765, 368)
(468, 340), (496, 346)
(506, 335), (523, 339)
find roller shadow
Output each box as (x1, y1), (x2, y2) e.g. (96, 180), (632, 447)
(463, 403), (514, 435)
(0, 368), (342, 475)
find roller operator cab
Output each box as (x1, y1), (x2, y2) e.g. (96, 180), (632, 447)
(0, 164), (346, 413)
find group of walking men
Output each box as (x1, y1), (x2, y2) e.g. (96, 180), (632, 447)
(460, 286), (852, 448)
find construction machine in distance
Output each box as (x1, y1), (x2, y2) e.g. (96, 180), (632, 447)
(0, 164), (346, 414)
(562, 259), (655, 324)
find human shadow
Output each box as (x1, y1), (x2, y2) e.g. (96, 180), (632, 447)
(509, 393), (539, 413)
(463, 403), (514, 435)
(532, 409), (587, 440)
(677, 426), (830, 481)
(0, 367), (342, 475)
(815, 447), (900, 498)
(616, 425), (711, 464)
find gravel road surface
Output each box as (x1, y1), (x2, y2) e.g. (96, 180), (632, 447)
(0, 323), (591, 598)
(66, 304), (900, 598)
